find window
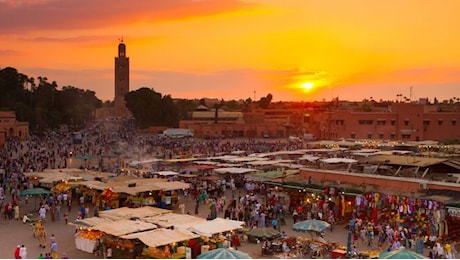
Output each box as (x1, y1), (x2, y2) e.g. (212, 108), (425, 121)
(335, 120), (344, 125)
(379, 133), (384, 139)
(438, 120), (443, 126)
(377, 120), (386, 125)
(351, 133), (356, 139)
(390, 133), (396, 139)
(367, 133), (373, 139)
(391, 120), (396, 125)
(359, 120), (373, 125)
(453, 120), (457, 126)
(402, 134), (411, 139)
(423, 120), (430, 126)
(404, 120), (409, 126)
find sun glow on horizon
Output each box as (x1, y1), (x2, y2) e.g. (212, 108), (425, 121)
(301, 82), (314, 92)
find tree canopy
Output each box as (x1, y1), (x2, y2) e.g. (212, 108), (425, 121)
(0, 67), (102, 131)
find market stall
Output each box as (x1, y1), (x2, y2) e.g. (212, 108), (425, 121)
(142, 213), (206, 229)
(89, 219), (159, 258)
(122, 228), (199, 258)
(187, 218), (245, 237)
(98, 206), (171, 221)
(75, 229), (104, 253)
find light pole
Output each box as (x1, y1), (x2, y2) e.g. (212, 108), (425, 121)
(346, 219), (354, 258)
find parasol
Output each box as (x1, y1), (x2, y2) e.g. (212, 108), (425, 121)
(379, 248), (428, 259)
(19, 188), (52, 210)
(197, 248), (252, 259)
(245, 227), (281, 240)
(293, 219), (331, 233)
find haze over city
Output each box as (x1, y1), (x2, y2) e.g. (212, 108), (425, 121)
(1, 0), (459, 102)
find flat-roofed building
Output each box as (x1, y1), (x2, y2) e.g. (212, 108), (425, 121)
(0, 111), (29, 147)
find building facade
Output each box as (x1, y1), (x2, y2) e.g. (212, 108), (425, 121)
(307, 102), (460, 141)
(179, 101), (459, 141)
(0, 111), (29, 147)
(179, 107), (287, 138)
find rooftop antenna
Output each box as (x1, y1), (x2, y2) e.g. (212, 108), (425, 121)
(119, 36), (124, 43)
(254, 90), (256, 101)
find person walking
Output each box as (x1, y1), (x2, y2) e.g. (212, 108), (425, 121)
(19, 245), (27, 259)
(50, 241), (58, 259)
(39, 205), (46, 222)
(14, 245), (20, 259)
(271, 218), (278, 230)
(14, 204), (20, 220)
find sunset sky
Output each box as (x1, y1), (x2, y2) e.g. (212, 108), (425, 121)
(1, 0), (459, 102)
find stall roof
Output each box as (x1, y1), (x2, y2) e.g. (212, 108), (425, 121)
(122, 228), (199, 248)
(274, 163), (304, 169)
(152, 181), (190, 191)
(71, 217), (114, 227)
(298, 155), (321, 162)
(320, 158), (358, 164)
(214, 167), (258, 174)
(91, 219), (157, 236)
(250, 150), (305, 158)
(360, 154), (447, 167)
(25, 169), (111, 183)
(226, 157), (267, 163)
(76, 178), (188, 195)
(153, 171), (180, 176)
(142, 213), (206, 229)
(187, 218), (244, 237)
(98, 206), (171, 221)
(246, 160), (281, 166)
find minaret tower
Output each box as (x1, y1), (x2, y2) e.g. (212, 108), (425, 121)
(114, 38), (130, 117)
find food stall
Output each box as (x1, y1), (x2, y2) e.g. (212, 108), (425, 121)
(122, 228), (199, 259)
(98, 206), (171, 221)
(90, 219), (158, 258)
(186, 218), (245, 252)
(72, 217), (114, 253)
(75, 229), (104, 253)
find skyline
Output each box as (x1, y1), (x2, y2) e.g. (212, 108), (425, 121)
(1, 0), (460, 102)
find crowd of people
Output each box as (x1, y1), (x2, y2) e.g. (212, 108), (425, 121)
(1, 117), (459, 259)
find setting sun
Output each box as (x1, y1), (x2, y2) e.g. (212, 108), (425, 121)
(301, 82), (314, 92)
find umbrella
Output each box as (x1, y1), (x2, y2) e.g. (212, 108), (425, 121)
(293, 219), (331, 233)
(379, 248), (428, 259)
(19, 188), (52, 210)
(197, 248), (252, 259)
(19, 188), (52, 196)
(245, 227), (281, 240)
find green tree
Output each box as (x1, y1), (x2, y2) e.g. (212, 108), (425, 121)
(258, 93), (273, 109)
(125, 88), (180, 128)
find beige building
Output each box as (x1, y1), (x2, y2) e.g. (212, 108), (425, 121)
(0, 111), (29, 147)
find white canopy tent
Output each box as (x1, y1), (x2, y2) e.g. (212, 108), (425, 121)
(187, 218), (244, 237)
(142, 213), (206, 229)
(298, 155), (321, 162)
(319, 158), (358, 164)
(71, 217), (114, 227)
(91, 219), (157, 236)
(153, 171), (180, 176)
(122, 228), (199, 248)
(214, 167), (258, 175)
(98, 206), (171, 221)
